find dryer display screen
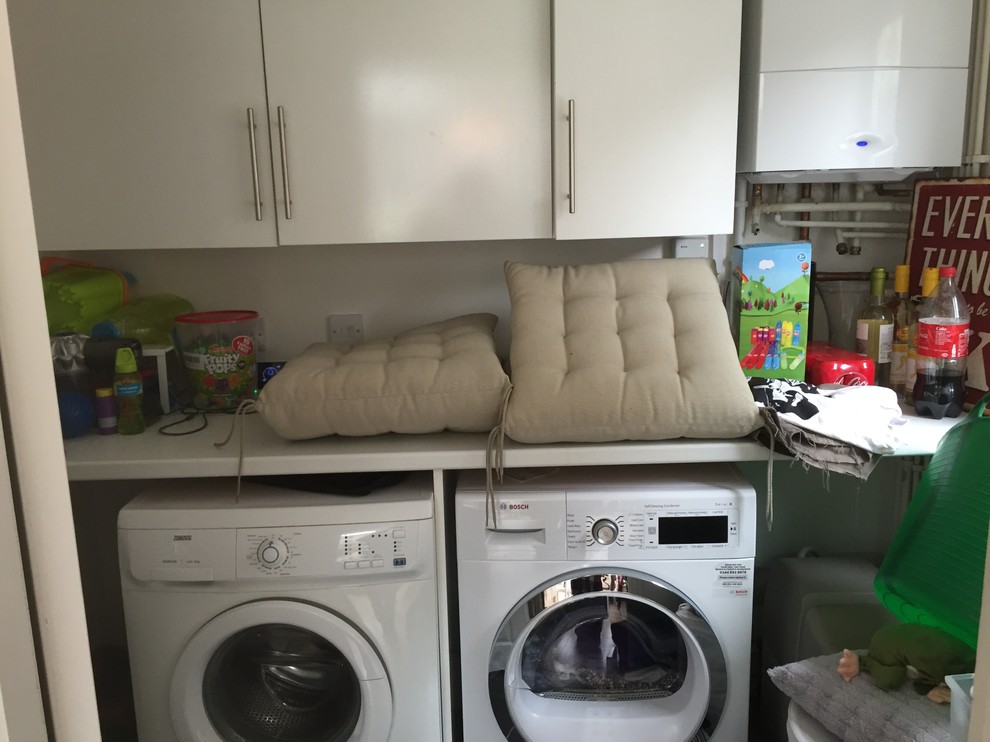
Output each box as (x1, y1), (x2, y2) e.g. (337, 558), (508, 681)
(658, 515), (728, 545)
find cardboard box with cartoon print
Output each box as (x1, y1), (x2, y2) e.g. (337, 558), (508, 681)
(729, 241), (812, 380)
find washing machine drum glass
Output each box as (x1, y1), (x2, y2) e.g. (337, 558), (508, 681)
(490, 572), (727, 742)
(521, 600), (687, 699)
(202, 623), (360, 742)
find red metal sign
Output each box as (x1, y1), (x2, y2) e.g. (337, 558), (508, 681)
(905, 178), (990, 407)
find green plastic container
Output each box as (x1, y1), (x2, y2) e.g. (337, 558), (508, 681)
(42, 265), (127, 334)
(874, 393), (990, 649)
(91, 294), (193, 346)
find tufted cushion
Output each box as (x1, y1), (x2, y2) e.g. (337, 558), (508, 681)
(502, 259), (761, 443)
(768, 652), (951, 742)
(256, 314), (510, 439)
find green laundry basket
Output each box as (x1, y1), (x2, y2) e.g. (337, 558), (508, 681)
(874, 393), (990, 649)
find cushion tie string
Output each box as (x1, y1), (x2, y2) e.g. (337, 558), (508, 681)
(484, 381), (513, 530)
(215, 400), (258, 501)
(758, 406), (776, 532)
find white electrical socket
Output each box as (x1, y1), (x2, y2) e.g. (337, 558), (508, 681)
(675, 236), (711, 259)
(328, 314), (364, 345)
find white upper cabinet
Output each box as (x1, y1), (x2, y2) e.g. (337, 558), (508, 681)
(10, 1), (741, 249)
(8, 0), (278, 251)
(9, 0), (551, 251)
(552, 0), (743, 240)
(260, 0), (552, 245)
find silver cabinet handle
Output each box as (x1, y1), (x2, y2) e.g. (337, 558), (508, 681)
(247, 108), (263, 221)
(277, 106), (292, 220)
(567, 99), (576, 214)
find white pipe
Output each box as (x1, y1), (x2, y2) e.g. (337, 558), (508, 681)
(733, 177), (749, 243)
(836, 229), (909, 242)
(969, 0), (990, 177)
(773, 213), (906, 230)
(980, 0), (990, 178)
(965, 0), (983, 171)
(758, 201), (910, 214)
(0, 2), (101, 740)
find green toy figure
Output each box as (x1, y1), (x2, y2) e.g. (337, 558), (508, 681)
(837, 623), (976, 703)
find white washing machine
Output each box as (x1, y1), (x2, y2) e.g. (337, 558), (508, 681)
(455, 465), (756, 742)
(118, 474), (441, 742)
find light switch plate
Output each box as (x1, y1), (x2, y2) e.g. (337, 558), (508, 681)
(328, 313), (364, 345)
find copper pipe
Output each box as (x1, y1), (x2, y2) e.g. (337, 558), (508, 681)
(799, 183), (811, 241)
(874, 183), (914, 198)
(750, 183), (763, 234)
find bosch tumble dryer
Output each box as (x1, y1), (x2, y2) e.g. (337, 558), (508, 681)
(455, 465), (757, 742)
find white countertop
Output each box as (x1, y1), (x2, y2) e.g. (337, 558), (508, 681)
(61, 404), (963, 481)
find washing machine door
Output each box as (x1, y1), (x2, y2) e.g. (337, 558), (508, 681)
(489, 571), (726, 742)
(170, 600), (392, 742)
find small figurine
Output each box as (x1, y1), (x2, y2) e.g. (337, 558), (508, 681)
(837, 623), (976, 703)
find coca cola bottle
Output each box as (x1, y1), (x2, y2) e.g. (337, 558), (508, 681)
(905, 267), (939, 405)
(912, 266), (970, 419)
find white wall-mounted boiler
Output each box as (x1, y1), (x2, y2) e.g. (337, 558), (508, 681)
(737, 0), (974, 181)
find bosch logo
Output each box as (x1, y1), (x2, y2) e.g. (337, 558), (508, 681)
(499, 503), (530, 510)
(172, 535), (192, 541)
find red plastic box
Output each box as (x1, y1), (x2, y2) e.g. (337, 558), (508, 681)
(806, 341), (875, 386)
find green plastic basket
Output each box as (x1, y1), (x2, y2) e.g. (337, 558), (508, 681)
(875, 393), (990, 649)
(42, 265), (127, 334)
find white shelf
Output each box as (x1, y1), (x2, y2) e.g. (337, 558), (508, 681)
(62, 405), (963, 482)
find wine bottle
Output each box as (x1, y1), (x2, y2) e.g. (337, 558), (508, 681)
(856, 267), (894, 387)
(887, 265), (913, 400)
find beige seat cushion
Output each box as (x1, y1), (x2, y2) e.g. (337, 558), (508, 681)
(503, 259), (761, 443)
(769, 652), (951, 742)
(256, 313), (509, 439)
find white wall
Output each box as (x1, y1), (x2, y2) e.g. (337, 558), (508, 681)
(66, 238), (669, 361)
(60, 185), (910, 366)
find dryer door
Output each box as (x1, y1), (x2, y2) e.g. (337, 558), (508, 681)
(170, 600), (392, 742)
(489, 571), (726, 742)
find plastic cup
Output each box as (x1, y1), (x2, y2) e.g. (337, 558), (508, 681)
(174, 310), (259, 410)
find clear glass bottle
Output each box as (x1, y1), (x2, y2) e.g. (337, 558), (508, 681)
(913, 266), (970, 419)
(856, 267), (894, 387)
(887, 264), (913, 400)
(905, 267), (940, 405)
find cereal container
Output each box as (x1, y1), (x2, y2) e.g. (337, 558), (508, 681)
(174, 310), (259, 410)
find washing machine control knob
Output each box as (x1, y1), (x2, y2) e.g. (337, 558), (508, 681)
(258, 538), (289, 568)
(591, 519), (618, 545)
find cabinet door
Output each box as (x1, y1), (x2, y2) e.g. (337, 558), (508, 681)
(8, 0), (277, 251)
(553, 0), (742, 240)
(260, 0), (551, 246)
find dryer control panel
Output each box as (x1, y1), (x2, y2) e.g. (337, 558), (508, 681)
(565, 489), (752, 560)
